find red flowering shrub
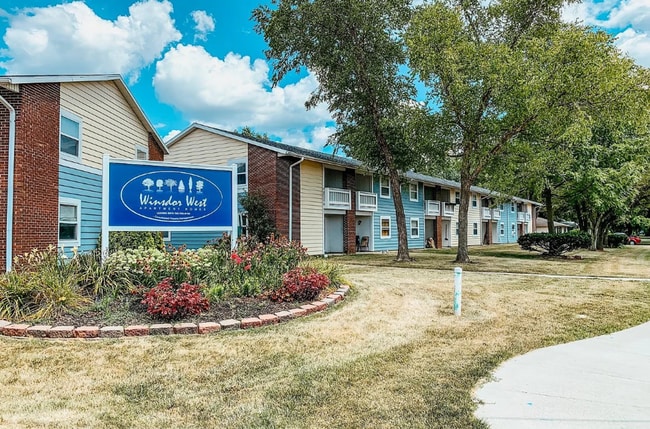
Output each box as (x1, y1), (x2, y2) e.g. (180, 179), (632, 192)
(141, 278), (209, 320)
(267, 267), (330, 303)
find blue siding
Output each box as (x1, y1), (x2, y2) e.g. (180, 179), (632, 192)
(169, 231), (228, 250)
(373, 180), (426, 251)
(495, 202), (519, 244)
(59, 165), (102, 254)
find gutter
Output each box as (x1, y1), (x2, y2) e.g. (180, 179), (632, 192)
(288, 157), (305, 241)
(0, 94), (16, 272)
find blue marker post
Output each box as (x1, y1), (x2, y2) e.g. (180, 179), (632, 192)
(454, 267), (462, 316)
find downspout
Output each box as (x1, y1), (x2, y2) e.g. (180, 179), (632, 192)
(288, 157), (305, 241)
(0, 94), (16, 272)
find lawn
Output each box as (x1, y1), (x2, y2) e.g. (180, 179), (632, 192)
(1, 246), (649, 428)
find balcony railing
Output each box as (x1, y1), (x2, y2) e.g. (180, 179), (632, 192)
(425, 200), (441, 216)
(517, 212), (526, 222)
(492, 209), (501, 220)
(324, 187), (351, 210)
(482, 207), (492, 220)
(357, 191), (378, 212)
(442, 202), (455, 216)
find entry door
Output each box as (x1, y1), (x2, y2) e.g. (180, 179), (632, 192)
(324, 215), (344, 253)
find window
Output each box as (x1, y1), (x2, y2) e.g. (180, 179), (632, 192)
(410, 218), (420, 238)
(135, 144), (148, 160)
(511, 204), (515, 212)
(380, 177), (390, 198)
(380, 216), (391, 238)
(455, 222), (459, 236)
(499, 204), (504, 211)
(500, 223), (505, 235)
(59, 198), (80, 246)
(239, 212), (249, 237)
(455, 191), (460, 204)
(60, 110), (82, 160)
(473, 223), (478, 236)
(409, 183), (418, 201)
(161, 231), (171, 242)
(472, 194), (478, 207)
(511, 224), (516, 236)
(229, 159), (248, 188)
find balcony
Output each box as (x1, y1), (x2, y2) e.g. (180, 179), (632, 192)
(324, 187), (351, 210)
(442, 202), (456, 217)
(425, 200), (441, 216)
(357, 191), (378, 212)
(482, 207), (492, 220)
(517, 212), (526, 222)
(492, 209), (501, 220)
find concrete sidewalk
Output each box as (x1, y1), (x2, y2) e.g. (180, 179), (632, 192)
(475, 321), (650, 428)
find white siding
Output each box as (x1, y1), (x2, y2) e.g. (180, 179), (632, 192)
(60, 81), (149, 169)
(467, 193), (482, 245)
(300, 161), (324, 255)
(166, 129), (248, 165)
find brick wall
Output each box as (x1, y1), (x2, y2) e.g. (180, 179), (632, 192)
(0, 83), (60, 267)
(343, 168), (356, 254)
(247, 145), (301, 241)
(148, 133), (165, 161)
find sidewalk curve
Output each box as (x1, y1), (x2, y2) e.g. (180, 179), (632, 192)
(475, 321), (650, 428)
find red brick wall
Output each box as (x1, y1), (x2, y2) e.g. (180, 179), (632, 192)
(0, 83), (60, 267)
(343, 168), (356, 254)
(247, 145), (301, 241)
(148, 133), (165, 161)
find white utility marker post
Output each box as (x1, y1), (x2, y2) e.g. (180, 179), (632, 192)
(454, 267), (462, 316)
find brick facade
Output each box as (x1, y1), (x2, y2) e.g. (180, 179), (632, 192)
(0, 83), (60, 269)
(248, 145), (301, 240)
(148, 132), (165, 161)
(343, 168), (356, 254)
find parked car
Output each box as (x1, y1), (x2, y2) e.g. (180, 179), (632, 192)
(627, 235), (642, 245)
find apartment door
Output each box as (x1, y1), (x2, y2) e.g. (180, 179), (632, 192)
(324, 214), (344, 253)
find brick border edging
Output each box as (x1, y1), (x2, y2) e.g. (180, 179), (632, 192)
(0, 286), (350, 340)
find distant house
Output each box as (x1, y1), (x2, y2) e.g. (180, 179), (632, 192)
(536, 217), (572, 234)
(166, 123), (541, 254)
(0, 74), (168, 270)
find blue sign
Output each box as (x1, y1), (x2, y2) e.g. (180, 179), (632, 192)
(107, 160), (234, 228)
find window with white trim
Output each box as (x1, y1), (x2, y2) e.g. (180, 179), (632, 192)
(511, 223), (516, 236)
(60, 110), (82, 161)
(229, 159), (248, 189)
(380, 216), (391, 238)
(161, 231), (171, 242)
(59, 198), (80, 246)
(473, 223), (478, 235)
(380, 177), (390, 198)
(511, 204), (515, 212)
(499, 204), (504, 211)
(239, 212), (249, 237)
(409, 183), (418, 201)
(472, 194), (478, 207)
(500, 223), (505, 235)
(410, 218), (420, 238)
(135, 144), (149, 160)
(455, 191), (460, 204)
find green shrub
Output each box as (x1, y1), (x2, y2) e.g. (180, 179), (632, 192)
(606, 233), (628, 248)
(100, 231), (165, 252)
(239, 191), (277, 243)
(518, 231), (591, 256)
(298, 258), (345, 288)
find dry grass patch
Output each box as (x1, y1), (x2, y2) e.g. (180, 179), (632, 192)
(1, 251), (649, 428)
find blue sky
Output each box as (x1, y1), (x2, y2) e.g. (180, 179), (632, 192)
(0, 0), (648, 152)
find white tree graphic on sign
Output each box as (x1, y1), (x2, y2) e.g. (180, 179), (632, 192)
(196, 180), (204, 193)
(164, 178), (178, 192)
(156, 179), (163, 191)
(142, 178), (154, 191)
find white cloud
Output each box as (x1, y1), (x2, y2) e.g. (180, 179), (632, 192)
(153, 44), (334, 151)
(191, 10), (215, 41)
(163, 129), (181, 142)
(0, 0), (181, 81)
(562, 0), (650, 67)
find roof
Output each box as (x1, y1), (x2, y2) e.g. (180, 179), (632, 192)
(168, 122), (542, 205)
(0, 74), (168, 155)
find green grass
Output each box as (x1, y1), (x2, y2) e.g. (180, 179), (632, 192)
(1, 246), (649, 428)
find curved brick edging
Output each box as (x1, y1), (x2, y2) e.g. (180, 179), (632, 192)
(0, 286), (350, 340)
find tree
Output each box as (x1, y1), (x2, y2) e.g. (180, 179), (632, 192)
(253, 0), (418, 261)
(142, 178), (154, 191)
(164, 178), (177, 192)
(406, 0), (643, 262)
(238, 126), (269, 141)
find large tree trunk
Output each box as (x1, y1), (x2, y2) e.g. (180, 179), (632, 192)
(543, 186), (554, 233)
(389, 170), (410, 262)
(455, 162), (472, 263)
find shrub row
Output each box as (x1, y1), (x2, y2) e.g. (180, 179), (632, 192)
(518, 231), (591, 256)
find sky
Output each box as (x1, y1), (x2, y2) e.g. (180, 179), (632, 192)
(0, 0), (649, 153)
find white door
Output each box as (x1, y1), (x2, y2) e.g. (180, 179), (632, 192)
(324, 215), (344, 253)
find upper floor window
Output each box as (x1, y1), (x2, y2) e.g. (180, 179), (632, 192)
(59, 198), (80, 247)
(409, 183), (418, 201)
(472, 194), (478, 207)
(380, 177), (390, 198)
(229, 159), (248, 189)
(60, 110), (82, 161)
(511, 204), (515, 212)
(455, 191), (460, 204)
(135, 144), (148, 160)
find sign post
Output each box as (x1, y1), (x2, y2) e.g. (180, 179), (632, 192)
(101, 155), (237, 261)
(454, 267), (462, 316)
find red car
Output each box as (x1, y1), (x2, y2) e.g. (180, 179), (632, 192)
(628, 235), (642, 245)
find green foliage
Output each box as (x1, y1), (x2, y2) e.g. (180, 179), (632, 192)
(101, 231), (165, 252)
(298, 258), (346, 288)
(518, 231), (591, 256)
(239, 192), (277, 243)
(606, 233), (628, 248)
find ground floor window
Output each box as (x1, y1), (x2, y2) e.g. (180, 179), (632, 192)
(455, 222), (459, 236)
(500, 223), (505, 236)
(473, 222), (478, 236)
(59, 198), (81, 247)
(511, 223), (516, 236)
(239, 212), (249, 237)
(380, 216), (391, 239)
(410, 218), (420, 238)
